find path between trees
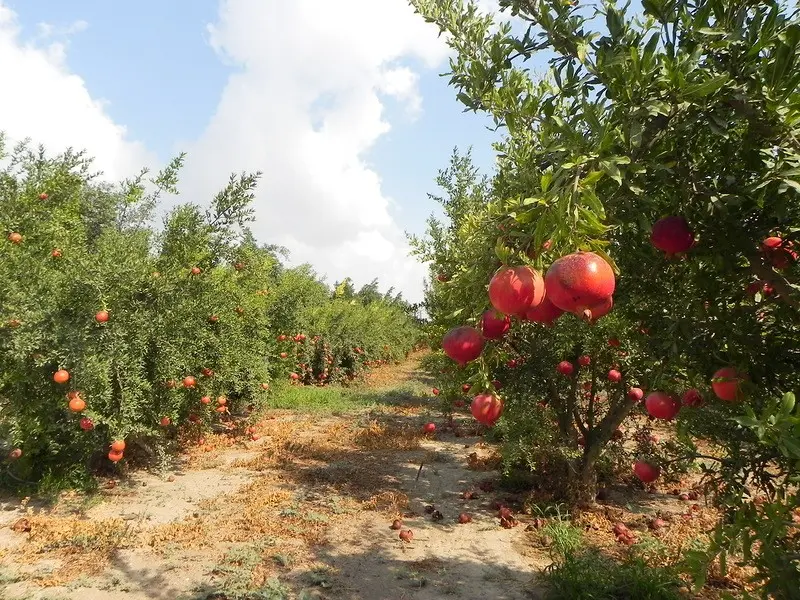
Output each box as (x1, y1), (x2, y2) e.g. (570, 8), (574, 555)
(0, 354), (548, 600)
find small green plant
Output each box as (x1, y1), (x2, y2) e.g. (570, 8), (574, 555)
(544, 550), (682, 600)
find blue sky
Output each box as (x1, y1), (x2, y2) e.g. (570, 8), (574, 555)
(0, 0), (516, 301)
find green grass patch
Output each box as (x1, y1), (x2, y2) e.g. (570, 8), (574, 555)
(267, 384), (378, 412)
(544, 549), (683, 600)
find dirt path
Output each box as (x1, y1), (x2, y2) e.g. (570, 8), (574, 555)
(0, 356), (547, 600)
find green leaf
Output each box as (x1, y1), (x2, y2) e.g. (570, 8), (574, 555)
(682, 74), (730, 99)
(781, 392), (796, 416)
(599, 160), (622, 185)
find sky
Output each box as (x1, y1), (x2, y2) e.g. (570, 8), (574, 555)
(0, 0), (511, 304)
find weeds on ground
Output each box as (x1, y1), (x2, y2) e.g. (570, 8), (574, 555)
(544, 549), (683, 600)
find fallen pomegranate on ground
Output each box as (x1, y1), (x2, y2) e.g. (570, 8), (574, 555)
(399, 529), (414, 542)
(390, 519), (403, 530)
(458, 513), (472, 524)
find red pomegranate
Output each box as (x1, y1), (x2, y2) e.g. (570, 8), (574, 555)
(437, 273), (450, 282)
(442, 326), (485, 365)
(607, 369), (622, 383)
(681, 388), (703, 407)
(491, 379), (503, 390)
(432, 388), (440, 396)
(488, 265), (545, 316)
(586, 295), (613, 322)
(761, 236), (798, 269)
(645, 392), (680, 420)
(633, 461), (661, 483)
(481, 309), (511, 340)
(627, 387), (644, 402)
(79, 418), (94, 431)
(557, 361), (575, 376)
(544, 252), (615, 318)
(524, 295), (564, 325)
(608, 337), (621, 347)
(712, 367), (743, 401)
(470, 393), (504, 426)
(651, 216), (694, 254)
(578, 355), (591, 367)
(422, 422), (436, 434)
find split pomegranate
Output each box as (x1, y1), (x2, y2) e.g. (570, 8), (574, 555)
(442, 326), (485, 365)
(557, 361), (575, 376)
(470, 393), (504, 426)
(645, 392), (680, 420)
(488, 265), (545, 316)
(423, 422), (436, 434)
(650, 216), (695, 254)
(633, 461), (661, 483)
(524, 295), (564, 325)
(681, 388), (703, 407)
(544, 251), (615, 318)
(481, 309), (511, 339)
(53, 369), (70, 384)
(399, 530), (414, 542)
(712, 367), (743, 401)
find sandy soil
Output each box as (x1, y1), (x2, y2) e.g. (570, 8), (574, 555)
(0, 357), (548, 600)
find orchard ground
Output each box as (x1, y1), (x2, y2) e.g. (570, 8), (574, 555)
(0, 352), (739, 600)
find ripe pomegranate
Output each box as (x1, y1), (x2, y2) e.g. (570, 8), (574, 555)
(217, 396), (227, 406)
(544, 252), (615, 318)
(8, 448), (22, 460)
(208, 315), (219, 323)
(111, 440), (126, 452)
(437, 273), (450, 282)
(488, 265), (545, 316)
(481, 309), (511, 339)
(633, 461), (661, 483)
(51, 248), (62, 258)
(7, 232), (22, 244)
(557, 361), (575, 376)
(108, 450), (124, 462)
(612, 522), (629, 536)
(390, 519), (403, 530)
(261, 383), (269, 390)
(432, 388), (440, 396)
(290, 372), (300, 380)
(650, 216), (694, 254)
(53, 369), (70, 384)
(201, 368), (214, 377)
(607, 369), (622, 383)
(458, 513), (472, 524)
(628, 387), (644, 402)
(578, 355), (591, 367)
(585, 295), (613, 322)
(39, 192), (48, 200)
(280, 352), (288, 358)
(681, 388), (702, 407)
(399, 530), (414, 542)
(524, 295), (564, 325)
(278, 334), (287, 341)
(8, 319), (21, 328)
(649, 518), (667, 530)
(470, 393), (504, 426)
(183, 376), (197, 388)
(608, 337), (620, 347)
(234, 262), (245, 271)
(712, 367), (743, 401)
(491, 379), (502, 390)
(79, 418), (94, 431)
(453, 400), (465, 408)
(68, 397), (86, 412)
(160, 416), (171, 427)
(507, 359), (517, 368)
(761, 236), (798, 269)
(462, 383), (471, 393)
(645, 392), (680, 420)
(165, 380), (176, 389)
(95, 310), (110, 323)
(423, 422), (436, 434)
(442, 326), (485, 365)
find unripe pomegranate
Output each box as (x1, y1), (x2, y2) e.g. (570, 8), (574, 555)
(650, 216), (694, 254)
(470, 393), (504, 426)
(488, 265), (545, 316)
(711, 367), (743, 401)
(681, 388), (702, 407)
(578, 355), (591, 367)
(544, 252), (615, 318)
(442, 326), (485, 365)
(524, 295), (564, 325)
(627, 387), (644, 402)
(481, 309), (511, 339)
(633, 461), (661, 483)
(557, 361), (575, 376)
(645, 392), (680, 420)
(607, 369), (622, 383)
(422, 422), (436, 434)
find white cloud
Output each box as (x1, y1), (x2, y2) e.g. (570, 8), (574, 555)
(0, 3), (153, 181)
(175, 0), (454, 303)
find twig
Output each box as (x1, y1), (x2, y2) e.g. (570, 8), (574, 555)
(415, 462), (425, 482)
